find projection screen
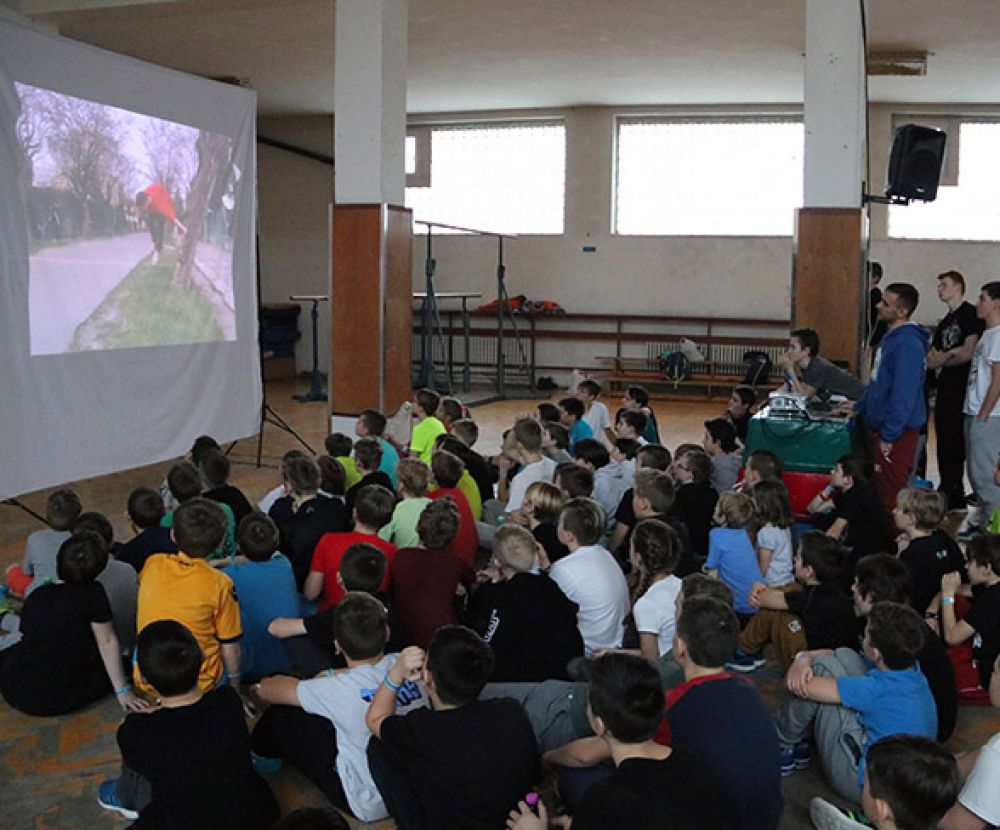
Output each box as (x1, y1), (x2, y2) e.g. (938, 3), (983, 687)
(0, 18), (261, 500)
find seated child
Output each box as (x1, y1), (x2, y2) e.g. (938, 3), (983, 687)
(437, 396), (466, 430)
(575, 378), (613, 443)
(307, 484), (397, 610)
(938, 730), (1000, 830)
(630, 519), (683, 660)
(935, 534), (1000, 700)
(450, 418), (499, 506)
(365, 626), (539, 830)
(655, 595), (784, 830)
(253, 592), (427, 820)
(465, 525), (583, 681)
(608, 437), (639, 487)
(809, 735), (961, 830)
(620, 469), (698, 577)
(390, 498), (474, 648)
(499, 418), (557, 521)
(316, 455), (347, 501)
(356, 408), (400, 488)
(774, 601), (937, 802)
(259, 450), (308, 514)
(428, 450), (479, 564)
(6, 487), (81, 598)
(555, 461), (593, 500)
(542, 420), (574, 465)
(163, 461), (237, 560)
(614, 409), (648, 445)
(743, 448), (783, 487)
(574, 438), (628, 529)
(524, 480), (570, 564)
(672, 449), (718, 557)
(513, 652), (726, 830)
(618, 384), (660, 444)
(434, 433), (484, 519)
(703, 417), (743, 494)
(558, 396), (593, 452)
(160, 435), (221, 512)
(736, 531), (856, 672)
(609, 443), (672, 553)
(136, 498), (243, 695)
(893, 487), (965, 614)
(272, 455), (347, 589)
(98, 620), (278, 829)
(379, 457), (432, 548)
(725, 385), (756, 440)
(548, 498), (630, 655)
(750, 479), (795, 588)
(705, 491), (759, 620)
(116, 487), (177, 574)
(344, 438), (392, 517)
(324, 434), (361, 490)
(0, 531), (145, 716)
(409, 388), (446, 463)
(222, 513), (298, 680)
(200, 449), (254, 526)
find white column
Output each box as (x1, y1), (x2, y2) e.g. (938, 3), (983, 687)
(334, 0), (407, 205)
(803, 0), (866, 207)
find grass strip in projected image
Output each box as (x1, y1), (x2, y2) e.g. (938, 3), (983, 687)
(70, 251), (222, 351)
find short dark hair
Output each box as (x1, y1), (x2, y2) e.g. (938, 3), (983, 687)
(866, 601), (925, 670)
(358, 409), (387, 436)
(189, 435), (221, 466)
(72, 511), (114, 549)
(353, 438), (383, 473)
(884, 282), (919, 317)
(415, 388), (441, 417)
(199, 450), (230, 489)
(438, 397), (464, 423)
(676, 595), (739, 667)
(681, 449), (713, 484)
(865, 735), (961, 830)
(237, 512), (280, 561)
(797, 531), (845, 585)
(431, 450), (464, 489)
(732, 385), (756, 407)
(680, 572), (733, 607)
(573, 438), (610, 469)
(340, 544), (388, 593)
(967, 533), (1000, 573)
(57, 532), (108, 584)
(854, 553), (910, 605)
(127, 487), (165, 529)
(791, 328), (820, 357)
(512, 418), (544, 452)
(167, 461), (203, 503)
(558, 497), (604, 546)
(45, 488), (82, 530)
(632, 519), (681, 576)
(451, 418), (479, 447)
(317, 455), (346, 496)
(542, 421), (569, 450)
(417, 497), (460, 550)
(636, 443), (671, 471)
(746, 448), (783, 480)
(270, 807), (350, 830)
(172, 497), (227, 558)
(704, 418), (739, 453)
(837, 454), (873, 485)
(354, 484), (396, 529)
(982, 281), (1000, 302)
(633, 469), (676, 515)
(425, 625), (495, 706)
(537, 403), (561, 422)
(285, 456), (320, 495)
(333, 591), (388, 659)
(625, 385), (649, 406)
(558, 397), (585, 422)
(555, 463), (593, 498)
(589, 653), (665, 743)
(616, 409), (648, 436)
(614, 438), (640, 460)
(396, 457), (430, 496)
(577, 378), (602, 397)
(324, 433), (353, 457)
(937, 270), (966, 293)
(137, 619), (203, 697)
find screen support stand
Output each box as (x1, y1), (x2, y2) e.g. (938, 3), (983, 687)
(492, 236), (530, 398)
(1, 498), (48, 527)
(416, 226), (452, 393)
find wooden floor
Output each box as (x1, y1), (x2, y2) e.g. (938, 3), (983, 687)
(0, 377), (995, 830)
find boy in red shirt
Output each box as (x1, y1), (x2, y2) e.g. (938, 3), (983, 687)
(428, 450), (479, 565)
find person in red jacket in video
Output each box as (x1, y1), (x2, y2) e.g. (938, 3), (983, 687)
(135, 184), (187, 261)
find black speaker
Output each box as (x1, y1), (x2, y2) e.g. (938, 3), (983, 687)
(886, 124), (947, 202)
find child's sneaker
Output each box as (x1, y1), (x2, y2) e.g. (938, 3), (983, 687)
(809, 796), (873, 828)
(97, 780), (139, 820)
(251, 752), (282, 775)
(779, 740), (810, 776)
(726, 648), (765, 673)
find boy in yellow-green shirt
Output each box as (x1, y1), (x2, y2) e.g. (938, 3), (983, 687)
(409, 388), (446, 464)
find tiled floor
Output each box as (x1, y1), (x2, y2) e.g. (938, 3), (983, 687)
(1, 378), (996, 830)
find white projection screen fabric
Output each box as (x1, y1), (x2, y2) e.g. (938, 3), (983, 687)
(0, 19), (262, 500)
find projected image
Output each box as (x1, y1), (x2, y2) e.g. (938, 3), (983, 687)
(15, 83), (239, 354)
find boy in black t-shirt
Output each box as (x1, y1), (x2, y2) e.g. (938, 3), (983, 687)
(344, 438), (393, 518)
(893, 487), (965, 614)
(98, 619), (279, 828)
(509, 653), (725, 830)
(200, 449), (254, 526)
(366, 625), (539, 830)
(116, 487), (177, 574)
(672, 449), (718, 556)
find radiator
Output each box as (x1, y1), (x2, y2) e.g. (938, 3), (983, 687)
(411, 333), (530, 373)
(646, 342), (784, 375)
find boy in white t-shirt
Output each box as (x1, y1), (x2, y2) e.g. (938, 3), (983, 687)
(576, 379), (613, 446)
(502, 419), (557, 520)
(252, 593), (427, 822)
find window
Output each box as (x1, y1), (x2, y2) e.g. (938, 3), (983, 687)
(888, 121), (1000, 241)
(404, 121), (565, 234)
(615, 118), (804, 236)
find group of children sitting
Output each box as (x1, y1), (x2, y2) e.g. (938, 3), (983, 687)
(1, 379), (999, 830)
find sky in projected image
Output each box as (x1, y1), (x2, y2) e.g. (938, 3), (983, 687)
(17, 83), (239, 355)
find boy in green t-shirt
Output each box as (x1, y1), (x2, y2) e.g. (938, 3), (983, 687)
(409, 388), (446, 463)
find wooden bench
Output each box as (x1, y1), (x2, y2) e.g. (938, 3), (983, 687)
(596, 355), (776, 400)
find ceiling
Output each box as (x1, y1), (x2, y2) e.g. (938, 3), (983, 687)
(4, 0), (1000, 116)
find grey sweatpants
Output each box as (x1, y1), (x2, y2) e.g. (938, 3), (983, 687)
(966, 415), (1000, 524)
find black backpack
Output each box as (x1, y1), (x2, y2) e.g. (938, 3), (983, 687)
(742, 350), (773, 387)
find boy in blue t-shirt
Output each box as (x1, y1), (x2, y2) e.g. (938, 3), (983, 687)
(774, 600), (937, 803)
(356, 408), (399, 489)
(222, 513), (298, 680)
(705, 492), (759, 619)
(558, 397), (593, 452)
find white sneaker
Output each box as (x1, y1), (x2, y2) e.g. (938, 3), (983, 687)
(809, 797), (869, 829)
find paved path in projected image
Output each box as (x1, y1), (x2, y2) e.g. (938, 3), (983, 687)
(28, 233), (153, 355)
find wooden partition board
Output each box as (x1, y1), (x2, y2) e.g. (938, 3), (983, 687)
(792, 207), (866, 373)
(330, 203), (412, 416)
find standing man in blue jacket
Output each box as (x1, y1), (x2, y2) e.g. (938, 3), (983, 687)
(844, 283), (929, 513)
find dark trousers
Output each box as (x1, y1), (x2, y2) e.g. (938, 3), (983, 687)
(936, 391), (968, 506)
(116, 763), (152, 812)
(251, 704), (349, 812)
(367, 736), (424, 830)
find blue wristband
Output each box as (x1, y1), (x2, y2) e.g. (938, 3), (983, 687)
(114, 684), (131, 697)
(384, 673), (402, 692)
